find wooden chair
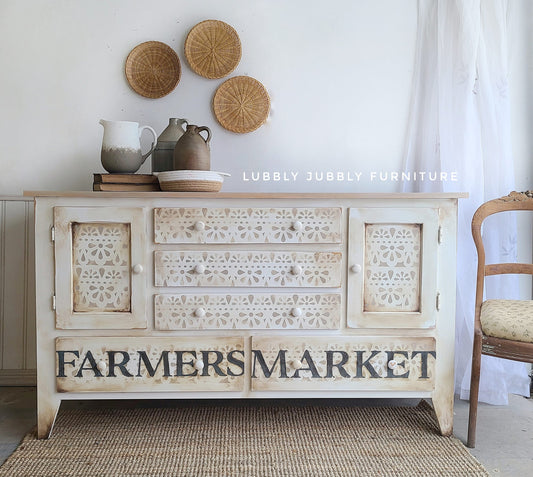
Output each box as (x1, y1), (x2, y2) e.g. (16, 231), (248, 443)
(468, 191), (533, 448)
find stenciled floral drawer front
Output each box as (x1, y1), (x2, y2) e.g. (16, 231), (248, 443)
(56, 337), (245, 393)
(154, 251), (342, 287)
(251, 336), (436, 392)
(154, 207), (342, 244)
(155, 293), (342, 330)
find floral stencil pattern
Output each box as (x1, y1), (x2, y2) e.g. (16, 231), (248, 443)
(364, 224), (421, 312)
(72, 223), (131, 312)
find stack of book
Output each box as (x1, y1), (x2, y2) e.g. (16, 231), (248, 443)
(93, 173), (161, 191)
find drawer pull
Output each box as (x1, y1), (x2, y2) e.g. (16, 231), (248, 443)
(290, 359), (303, 370)
(350, 264), (362, 274)
(291, 307), (303, 317)
(194, 221), (205, 231)
(291, 220), (303, 232)
(97, 361), (107, 373)
(132, 264), (144, 274)
(387, 360), (398, 370)
(194, 264), (206, 274)
(194, 359), (205, 372)
(194, 307), (206, 318)
(290, 265), (302, 276)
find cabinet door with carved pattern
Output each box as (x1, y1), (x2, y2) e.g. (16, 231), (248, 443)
(53, 207), (146, 329)
(347, 208), (439, 329)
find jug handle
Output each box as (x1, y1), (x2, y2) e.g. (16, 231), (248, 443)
(197, 126), (211, 145)
(139, 126), (158, 162)
(179, 118), (188, 131)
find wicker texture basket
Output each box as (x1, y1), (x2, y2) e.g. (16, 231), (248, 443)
(157, 170), (227, 192)
(213, 76), (270, 133)
(125, 41), (181, 98)
(160, 180), (222, 192)
(185, 20), (241, 79)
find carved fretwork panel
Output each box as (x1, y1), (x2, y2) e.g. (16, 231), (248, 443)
(72, 222), (131, 313)
(153, 207), (342, 244)
(364, 224), (421, 312)
(53, 207), (146, 330)
(155, 293), (342, 330)
(347, 208), (439, 329)
(251, 336), (436, 392)
(154, 251), (342, 288)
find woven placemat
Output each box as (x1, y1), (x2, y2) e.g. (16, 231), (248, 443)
(0, 400), (487, 477)
(185, 19), (241, 79)
(213, 75), (270, 133)
(125, 41), (181, 98)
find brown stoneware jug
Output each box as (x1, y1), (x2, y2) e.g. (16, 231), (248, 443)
(173, 124), (211, 171)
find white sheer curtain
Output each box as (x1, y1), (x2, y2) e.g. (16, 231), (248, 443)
(403, 0), (530, 404)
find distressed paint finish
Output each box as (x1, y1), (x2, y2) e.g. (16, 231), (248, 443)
(347, 207), (439, 329)
(154, 251), (342, 288)
(154, 207), (342, 244)
(55, 336), (245, 392)
(54, 207), (147, 330)
(155, 293), (342, 330)
(251, 336), (436, 392)
(33, 194), (461, 439)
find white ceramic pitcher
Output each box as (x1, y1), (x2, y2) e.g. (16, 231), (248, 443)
(100, 120), (157, 173)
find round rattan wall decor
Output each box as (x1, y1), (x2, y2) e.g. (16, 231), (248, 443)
(185, 20), (241, 79)
(213, 76), (270, 133)
(125, 41), (181, 99)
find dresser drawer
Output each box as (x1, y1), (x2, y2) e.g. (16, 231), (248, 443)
(155, 293), (342, 330)
(154, 251), (342, 287)
(56, 337), (245, 393)
(251, 336), (436, 392)
(154, 207), (342, 244)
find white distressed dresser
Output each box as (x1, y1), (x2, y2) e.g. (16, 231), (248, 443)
(31, 191), (464, 438)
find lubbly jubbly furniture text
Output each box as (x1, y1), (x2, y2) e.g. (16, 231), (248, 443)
(31, 192), (464, 437)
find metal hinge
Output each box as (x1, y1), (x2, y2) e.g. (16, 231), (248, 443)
(52, 295), (56, 310)
(436, 292), (441, 311)
(50, 226), (55, 242)
(438, 226), (443, 244)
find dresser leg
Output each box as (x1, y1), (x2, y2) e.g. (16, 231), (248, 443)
(37, 395), (61, 439)
(431, 393), (454, 436)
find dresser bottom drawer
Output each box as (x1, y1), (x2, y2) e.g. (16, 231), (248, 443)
(251, 336), (436, 392)
(55, 337), (245, 393)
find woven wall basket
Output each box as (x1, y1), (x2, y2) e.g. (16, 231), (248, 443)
(213, 76), (270, 133)
(125, 41), (181, 98)
(185, 20), (241, 79)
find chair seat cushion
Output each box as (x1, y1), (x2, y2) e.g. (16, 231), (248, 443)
(480, 299), (533, 343)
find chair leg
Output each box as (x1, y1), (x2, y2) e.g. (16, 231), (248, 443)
(467, 331), (483, 448)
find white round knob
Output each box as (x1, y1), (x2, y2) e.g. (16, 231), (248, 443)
(194, 307), (206, 318)
(194, 221), (205, 231)
(291, 265), (302, 276)
(291, 307), (303, 317)
(194, 359), (204, 371)
(387, 360), (398, 370)
(132, 264), (144, 274)
(97, 361), (107, 373)
(194, 264), (205, 274)
(291, 221), (303, 232)
(350, 264), (362, 274)
(291, 359), (303, 370)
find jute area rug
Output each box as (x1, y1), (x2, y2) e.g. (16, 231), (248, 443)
(0, 400), (488, 477)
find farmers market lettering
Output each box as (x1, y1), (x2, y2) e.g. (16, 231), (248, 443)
(56, 349), (436, 380)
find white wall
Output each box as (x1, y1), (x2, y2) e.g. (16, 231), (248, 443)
(0, 0), (419, 193)
(1, 1), (530, 194)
